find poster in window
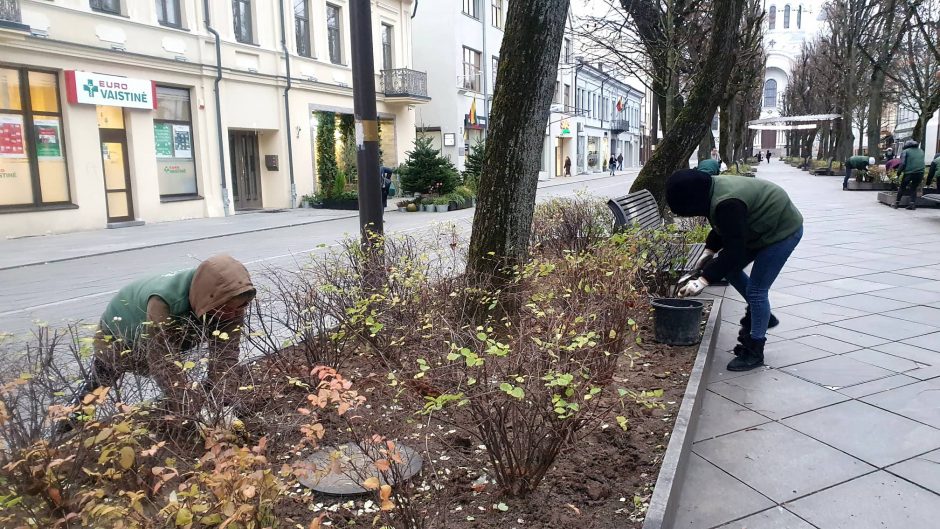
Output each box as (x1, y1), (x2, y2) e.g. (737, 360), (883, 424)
(154, 122), (174, 158)
(172, 124), (193, 159)
(33, 119), (63, 159)
(0, 115), (26, 158)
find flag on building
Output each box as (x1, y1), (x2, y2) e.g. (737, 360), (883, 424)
(469, 98), (477, 125)
(616, 97), (624, 113)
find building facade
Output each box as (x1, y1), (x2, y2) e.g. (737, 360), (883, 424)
(0, 0), (425, 238)
(412, 0), (504, 171)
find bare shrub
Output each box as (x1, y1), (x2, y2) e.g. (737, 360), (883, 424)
(529, 195), (612, 257)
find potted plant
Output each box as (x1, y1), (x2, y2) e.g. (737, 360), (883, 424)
(434, 197), (450, 213)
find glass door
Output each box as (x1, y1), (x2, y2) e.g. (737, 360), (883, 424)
(97, 106), (134, 222)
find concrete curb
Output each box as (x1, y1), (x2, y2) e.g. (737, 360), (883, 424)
(642, 298), (723, 529)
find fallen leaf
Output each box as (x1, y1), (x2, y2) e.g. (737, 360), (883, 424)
(119, 446), (135, 469)
(565, 503), (581, 515)
(363, 477), (381, 490)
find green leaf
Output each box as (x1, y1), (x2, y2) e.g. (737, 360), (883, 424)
(175, 507), (193, 526)
(616, 416), (629, 431)
(496, 502), (509, 512)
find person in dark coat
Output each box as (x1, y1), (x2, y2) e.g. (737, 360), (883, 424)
(564, 156), (572, 177)
(617, 153), (624, 170)
(893, 140), (926, 210)
(765, 150), (772, 164)
(925, 152), (940, 190)
(843, 156), (875, 190)
(757, 152), (763, 163)
(380, 166), (393, 208)
(667, 170), (803, 372)
(609, 155), (617, 176)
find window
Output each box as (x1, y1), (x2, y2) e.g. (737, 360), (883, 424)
(462, 46), (482, 92)
(554, 81), (560, 104)
(233, 0), (253, 44)
(491, 0), (502, 29)
(797, 6), (802, 28)
(295, 0), (311, 57)
(0, 67), (71, 208)
(327, 4), (342, 64)
(784, 5), (790, 28)
(492, 55), (499, 86)
(564, 38), (573, 63)
(463, 0), (479, 19)
(381, 24), (393, 70)
(768, 5), (776, 30)
(763, 79), (777, 108)
(564, 84), (570, 108)
(90, 0), (121, 15)
(156, 0), (181, 28)
(154, 86), (198, 197)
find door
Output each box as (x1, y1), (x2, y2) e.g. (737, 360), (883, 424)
(761, 130), (776, 150)
(99, 129), (135, 222)
(229, 130), (262, 210)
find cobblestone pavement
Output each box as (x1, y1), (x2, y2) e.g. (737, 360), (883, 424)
(675, 162), (940, 528)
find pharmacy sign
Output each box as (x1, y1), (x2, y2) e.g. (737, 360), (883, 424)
(65, 70), (157, 110)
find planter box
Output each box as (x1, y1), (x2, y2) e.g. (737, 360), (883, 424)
(314, 199), (359, 210)
(422, 204), (434, 212)
(434, 204), (449, 212)
(877, 191), (940, 207)
(642, 299), (723, 529)
(847, 181), (895, 191)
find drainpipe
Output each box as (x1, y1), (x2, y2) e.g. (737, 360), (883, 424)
(481, 2), (489, 140)
(278, 0), (297, 207)
(203, 0), (230, 216)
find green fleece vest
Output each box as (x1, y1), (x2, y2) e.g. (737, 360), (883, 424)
(697, 159), (721, 176)
(709, 175), (803, 250)
(99, 268), (197, 345)
(847, 156), (870, 170)
(903, 148), (926, 174)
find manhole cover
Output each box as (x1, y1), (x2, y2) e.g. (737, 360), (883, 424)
(297, 442), (422, 495)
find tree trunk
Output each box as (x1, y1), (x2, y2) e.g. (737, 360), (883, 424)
(912, 112), (931, 146)
(866, 68), (886, 158)
(719, 104), (732, 163)
(630, 0), (746, 204)
(467, 0), (570, 285)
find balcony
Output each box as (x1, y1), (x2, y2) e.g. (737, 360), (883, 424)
(611, 119), (630, 134)
(381, 68), (430, 104)
(0, 0), (28, 33)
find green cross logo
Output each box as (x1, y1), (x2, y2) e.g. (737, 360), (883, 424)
(82, 79), (99, 97)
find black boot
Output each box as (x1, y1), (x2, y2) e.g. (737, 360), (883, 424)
(727, 336), (765, 371)
(907, 204), (917, 210)
(738, 308), (779, 342)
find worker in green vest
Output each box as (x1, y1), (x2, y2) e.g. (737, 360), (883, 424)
(70, 255), (256, 420)
(696, 157), (721, 176)
(893, 140), (926, 209)
(665, 169), (804, 372)
(843, 155), (875, 190)
(925, 152), (940, 190)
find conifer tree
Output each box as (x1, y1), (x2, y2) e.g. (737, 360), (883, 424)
(398, 137), (459, 195)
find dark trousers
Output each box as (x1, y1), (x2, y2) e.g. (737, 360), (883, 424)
(896, 171), (924, 205)
(843, 163), (853, 188)
(926, 163), (938, 189)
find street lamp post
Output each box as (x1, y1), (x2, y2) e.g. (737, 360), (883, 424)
(350, 0), (383, 243)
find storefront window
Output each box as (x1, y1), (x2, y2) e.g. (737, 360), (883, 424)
(154, 86), (198, 197)
(0, 67), (70, 208)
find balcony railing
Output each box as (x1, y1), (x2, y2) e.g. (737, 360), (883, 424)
(381, 68), (429, 99)
(611, 119), (630, 134)
(0, 0), (23, 26)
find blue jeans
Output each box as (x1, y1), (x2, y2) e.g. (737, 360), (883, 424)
(726, 226), (803, 340)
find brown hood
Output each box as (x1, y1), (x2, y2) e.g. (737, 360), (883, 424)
(189, 255), (255, 317)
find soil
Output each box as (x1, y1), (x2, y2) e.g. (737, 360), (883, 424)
(260, 304), (711, 529)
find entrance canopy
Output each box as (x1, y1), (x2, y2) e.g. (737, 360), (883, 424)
(748, 113), (840, 131)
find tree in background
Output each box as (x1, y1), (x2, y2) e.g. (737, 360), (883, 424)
(397, 136), (459, 195)
(338, 114), (358, 183)
(719, 0), (765, 164)
(461, 139), (485, 194)
(888, 0), (940, 146)
(467, 0), (571, 285)
(857, 0), (907, 158)
(316, 111), (338, 198)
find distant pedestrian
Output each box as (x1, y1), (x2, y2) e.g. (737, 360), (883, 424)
(711, 148), (720, 161)
(617, 153), (624, 170)
(925, 152), (940, 189)
(765, 150), (772, 164)
(757, 152), (763, 163)
(564, 156), (572, 177)
(380, 166), (393, 208)
(843, 156), (875, 190)
(609, 155), (617, 176)
(893, 139), (926, 210)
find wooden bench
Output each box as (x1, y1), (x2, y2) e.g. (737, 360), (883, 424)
(813, 158), (837, 176)
(607, 189), (706, 273)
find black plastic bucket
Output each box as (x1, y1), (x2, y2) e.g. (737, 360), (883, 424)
(651, 298), (704, 346)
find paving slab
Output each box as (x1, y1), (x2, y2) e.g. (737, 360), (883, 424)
(813, 277), (893, 293)
(787, 471), (940, 529)
(670, 454), (774, 529)
(774, 324), (890, 348)
(782, 400), (940, 467)
(694, 422), (874, 503)
(831, 314), (938, 341)
(871, 288), (940, 305)
(843, 349), (921, 372)
(836, 374), (920, 399)
(861, 378), (940, 429)
(780, 355), (895, 388)
(793, 334), (862, 354)
(776, 283), (857, 301)
(886, 449), (940, 494)
(823, 292), (914, 312)
(709, 369), (848, 420)
(871, 342), (940, 365)
(882, 305), (940, 327)
(776, 301), (869, 324)
(713, 507), (817, 529)
(901, 331), (940, 352)
(693, 391), (772, 442)
(762, 340), (832, 368)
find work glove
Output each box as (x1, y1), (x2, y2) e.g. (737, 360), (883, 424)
(695, 249), (716, 271)
(678, 277), (709, 298)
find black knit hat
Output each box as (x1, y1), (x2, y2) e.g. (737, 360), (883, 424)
(665, 169), (713, 217)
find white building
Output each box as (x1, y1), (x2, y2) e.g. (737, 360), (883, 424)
(0, 0), (425, 238)
(756, 1), (825, 153)
(412, 0), (504, 170)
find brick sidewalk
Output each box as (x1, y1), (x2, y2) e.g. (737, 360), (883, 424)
(674, 162), (940, 528)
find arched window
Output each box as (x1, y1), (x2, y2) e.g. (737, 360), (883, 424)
(797, 5), (802, 28)
(784, 5), (791, 28)
(769, 5), (776, 30)
(764, 79), (777, 108)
